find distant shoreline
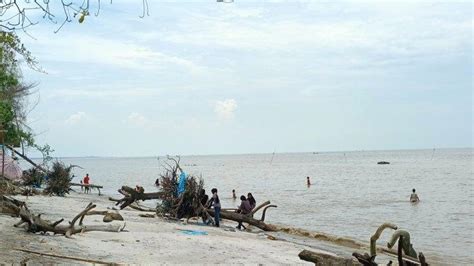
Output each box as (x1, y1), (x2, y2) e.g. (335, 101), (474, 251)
(24, 146), (473, 160)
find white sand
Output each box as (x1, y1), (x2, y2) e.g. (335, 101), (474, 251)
(0, 192), (319, 264)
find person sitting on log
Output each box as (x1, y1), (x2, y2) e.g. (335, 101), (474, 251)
(247, 192), (256, 210)
(236, 195), (252, 230)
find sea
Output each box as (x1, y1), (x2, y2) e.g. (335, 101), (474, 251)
(24, 148), (473, 265)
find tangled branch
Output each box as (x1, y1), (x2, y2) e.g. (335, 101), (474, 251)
(0, 0), (150, 33)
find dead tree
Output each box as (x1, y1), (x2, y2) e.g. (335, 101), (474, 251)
(207, 200), (278, 231)
(112, 186), (163, 210)
(12, 201), (125, 238)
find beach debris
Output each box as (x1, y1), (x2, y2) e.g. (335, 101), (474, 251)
(353, 222), (429, 266)
(176, 228), (208, 236)
(14, 247), (118, 264)
(377, 161), (390, 165)
(12, 201), (126, 238)
(112, 185), (163, 210)
(157, 157), (279, 231)
(0, 195), (23, 216)
(352, 252), (378, 265)
(298, 249), (356, 265)
(70, 182), (103, 195)
(370, 222), (398, 257)
(0, 178), (25, 195)
(388, 230), (417, 258)
(139, 213), (156, 218)
(44, 161), (75, 196)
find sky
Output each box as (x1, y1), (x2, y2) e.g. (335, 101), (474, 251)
(13, 0), (473, 157)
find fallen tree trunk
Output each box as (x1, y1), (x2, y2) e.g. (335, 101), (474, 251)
(299, 249), (357, 265)
(113, 186), (163, 210)
(109, 197), (156, 212)
(14, 248), (119, 264)
(0, 195), (24, 216)
(14, 202), (126, 237)
(6, 145), (47, 173)
(70, 183), (103, 195)
(206, 201), (278, 231)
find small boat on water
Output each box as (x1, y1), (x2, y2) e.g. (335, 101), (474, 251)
(377, 161), (390, 165)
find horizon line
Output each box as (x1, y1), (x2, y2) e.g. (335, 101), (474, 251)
(25, 146), (473, 160)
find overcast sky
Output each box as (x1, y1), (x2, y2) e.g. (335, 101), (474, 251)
(17, 0), (472, 157)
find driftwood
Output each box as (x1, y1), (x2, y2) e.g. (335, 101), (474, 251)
(298, 249), (357, 265)
(108, 197), (156, 212)
(352, 252), (378, 266)
(113, 186), (163, 210)
(70, 183), (103, 195)
(85, 210), (124, 223)
(14, 248), (118, 264)
(14, 202), (126, 237)
(370, 222), (398, 256)
(0, 195), (24, 216)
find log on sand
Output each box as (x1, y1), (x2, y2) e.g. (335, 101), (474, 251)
(298, 249), (357, 265)
(14, 202), (126, 238)
(207, 201), (278, 231)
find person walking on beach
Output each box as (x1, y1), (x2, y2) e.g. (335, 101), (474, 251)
(83, 174), (90, 194)
(232, 189), (237, 200)
(236, 195), (252, 230)
(410, 188), (420, 203)
(307, 176), (311, 187)
(247, 192), (256, 210)
(209, 188), (221, 227)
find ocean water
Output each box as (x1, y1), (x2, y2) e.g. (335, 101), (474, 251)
(40, 148), (472, 264)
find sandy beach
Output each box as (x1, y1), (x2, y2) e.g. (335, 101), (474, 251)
(0, 192), (320, 264)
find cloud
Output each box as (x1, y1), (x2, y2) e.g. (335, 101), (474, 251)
(65, 112), (87, 125)
(214, 99), (237, 120)
(125, 112), (150, 127)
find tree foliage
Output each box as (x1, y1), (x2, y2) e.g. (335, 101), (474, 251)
(0, 0), (150, 33)
(0, 31), (38, 147)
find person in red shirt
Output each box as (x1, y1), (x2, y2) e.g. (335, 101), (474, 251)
(83, 174), (90, 194)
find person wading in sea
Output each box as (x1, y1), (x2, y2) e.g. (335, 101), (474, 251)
(410, 188), (420, 203)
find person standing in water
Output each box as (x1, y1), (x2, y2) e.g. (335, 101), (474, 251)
(307, 176), (311, 186)
(232, 189), (237, 200)
(410, 188), (420, 202)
